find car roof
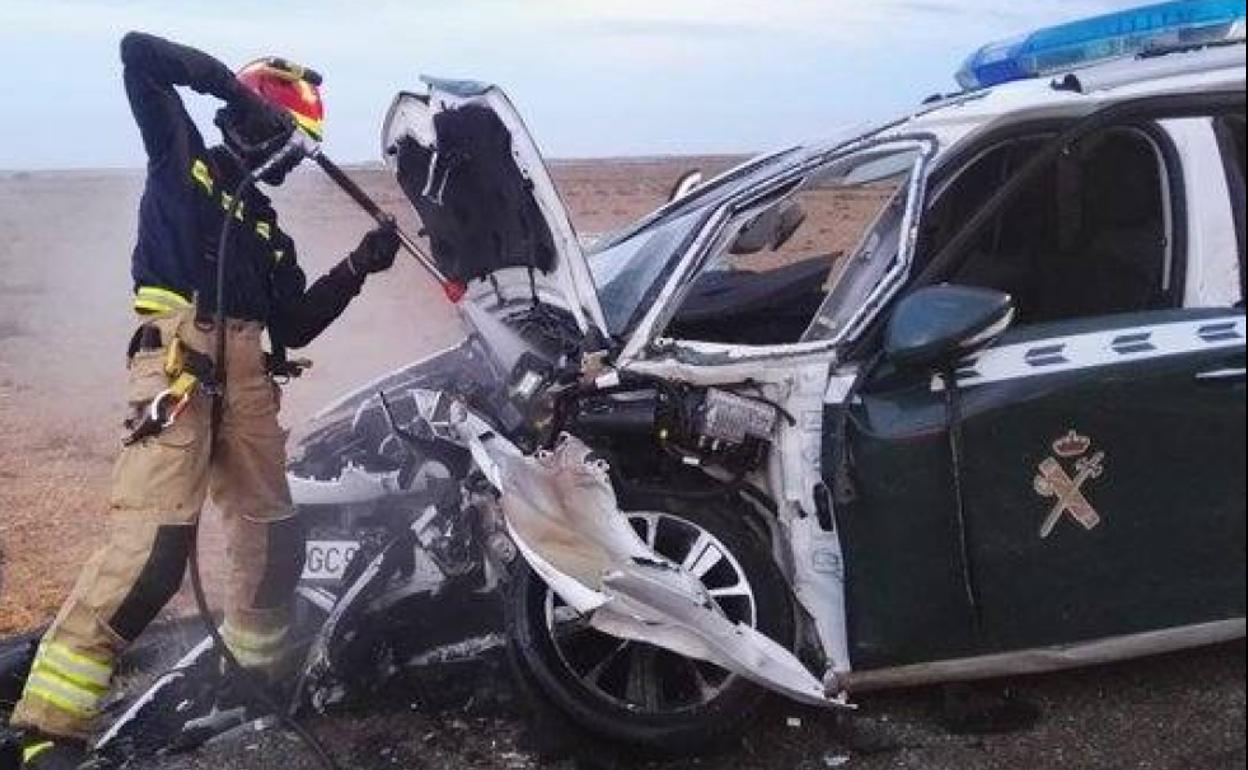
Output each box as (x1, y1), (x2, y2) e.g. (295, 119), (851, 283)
(803, 43), (1246, 161)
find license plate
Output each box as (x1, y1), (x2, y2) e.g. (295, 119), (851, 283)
(302, 540), (359, 581)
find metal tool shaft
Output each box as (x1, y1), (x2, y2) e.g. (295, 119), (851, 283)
(312, 151), (451, 287)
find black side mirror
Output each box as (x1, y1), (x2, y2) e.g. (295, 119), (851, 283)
(885, 284), (1014, 370)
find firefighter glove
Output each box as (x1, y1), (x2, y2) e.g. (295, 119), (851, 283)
(348, 224), (400, 275)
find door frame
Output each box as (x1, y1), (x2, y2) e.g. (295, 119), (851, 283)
(619, 134), (940, 365)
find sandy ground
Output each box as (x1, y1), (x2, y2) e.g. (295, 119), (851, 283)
(1, 157), (1244, 769)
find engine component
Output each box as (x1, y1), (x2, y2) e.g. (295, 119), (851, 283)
(486, 531), (519, 564)
(496, 351), (560, 450)
(563, 381), (779, 476)
(662, 387), (779, 474)
(411, 481), (479, 578)
(643, 384), (768, 474)
(695, 388), (780, 445)
(573, 392), (660, 437)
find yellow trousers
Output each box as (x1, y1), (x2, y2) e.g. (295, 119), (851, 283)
(11, 309), (304, 740)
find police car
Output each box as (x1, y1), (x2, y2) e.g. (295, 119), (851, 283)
(285, 1), (1246, 752)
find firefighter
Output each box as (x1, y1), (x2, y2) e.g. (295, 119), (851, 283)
(4, 32), (399, 768)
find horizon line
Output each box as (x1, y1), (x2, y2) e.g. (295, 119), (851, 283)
(0, 151), (753, 176)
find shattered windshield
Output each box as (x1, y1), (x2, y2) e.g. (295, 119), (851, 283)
(592, 207), (709, 335)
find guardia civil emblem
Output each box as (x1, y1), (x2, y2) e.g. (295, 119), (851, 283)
(1033, 430), (1106, 539)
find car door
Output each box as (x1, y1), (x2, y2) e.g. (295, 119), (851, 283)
(830, 366), (985, 669)
(956, 308), (1245, 652)
(837, 275), (1245, 672)
(951, 109), (1247, 651)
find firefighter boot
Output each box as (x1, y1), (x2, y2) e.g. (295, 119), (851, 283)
(9, 733), (89, 770)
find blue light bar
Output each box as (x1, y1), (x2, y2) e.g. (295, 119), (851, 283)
(957, 0), (1247, 90)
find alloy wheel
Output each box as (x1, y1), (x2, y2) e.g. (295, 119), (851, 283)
(541, 511), (758, 714)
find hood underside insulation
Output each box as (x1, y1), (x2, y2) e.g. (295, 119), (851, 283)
(395, 103), (557, 283)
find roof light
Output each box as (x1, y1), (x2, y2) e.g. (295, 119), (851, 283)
(956, 0), (1247, 90)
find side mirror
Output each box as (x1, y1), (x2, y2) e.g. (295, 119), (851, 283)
(885, 285), (1014, 370)
(668, 170), (703, 202)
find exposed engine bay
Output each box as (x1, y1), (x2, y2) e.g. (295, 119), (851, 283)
(291, 292), (790, 490)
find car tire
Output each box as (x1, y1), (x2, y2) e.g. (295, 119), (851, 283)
(504, 492), (794, 755)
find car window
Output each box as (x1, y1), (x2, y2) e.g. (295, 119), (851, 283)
(591, 147), (804, 253)
(920, 135), (1054, 263)
(1217, 114), (1246, 177)
(657, 146), (922, 347)
(933, 124), (1177, 327)
(589, 149), (812, 337)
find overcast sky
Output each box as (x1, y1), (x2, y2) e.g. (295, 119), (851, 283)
(0, 0), (1147, 169)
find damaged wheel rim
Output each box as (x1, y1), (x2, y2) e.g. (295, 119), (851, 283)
(542, 511), (757, 714)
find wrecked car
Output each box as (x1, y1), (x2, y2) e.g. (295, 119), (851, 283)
(270, 36), (1246, 752)
(89, 15), (1246, 759)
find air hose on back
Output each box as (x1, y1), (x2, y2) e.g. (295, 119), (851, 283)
(186, 139), (342, 770)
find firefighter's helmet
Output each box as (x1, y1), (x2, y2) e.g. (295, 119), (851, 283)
(236, 58), (325, 141)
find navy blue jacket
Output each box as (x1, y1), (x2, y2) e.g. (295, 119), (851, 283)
(121, 32), (363, 348)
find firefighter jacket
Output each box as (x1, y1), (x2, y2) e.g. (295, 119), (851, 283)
(121, 31), (363, 348)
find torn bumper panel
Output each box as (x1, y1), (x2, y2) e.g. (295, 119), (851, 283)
(438, 399), (831, 706)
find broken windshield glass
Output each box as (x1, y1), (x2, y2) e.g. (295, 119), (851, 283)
(593, 207), (709, 336)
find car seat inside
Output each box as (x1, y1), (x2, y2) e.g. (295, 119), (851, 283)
(931, 127), (1171, 326)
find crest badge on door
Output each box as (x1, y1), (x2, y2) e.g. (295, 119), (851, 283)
(1033, 430), (1106, 539)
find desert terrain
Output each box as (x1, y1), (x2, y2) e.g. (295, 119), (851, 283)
(1, 158), (1243, 770)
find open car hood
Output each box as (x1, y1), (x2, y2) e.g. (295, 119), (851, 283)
(382, 78), (607, 335)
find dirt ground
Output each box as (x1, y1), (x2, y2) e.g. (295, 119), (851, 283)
(1, 157), (1244, 770)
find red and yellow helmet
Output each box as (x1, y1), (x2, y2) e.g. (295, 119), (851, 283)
(236, 58), (325, 141)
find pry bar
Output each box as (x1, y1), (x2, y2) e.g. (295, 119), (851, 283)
(311, 152), (465, 301)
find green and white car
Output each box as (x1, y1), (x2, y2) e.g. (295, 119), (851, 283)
(281, 13), (1246, 754)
